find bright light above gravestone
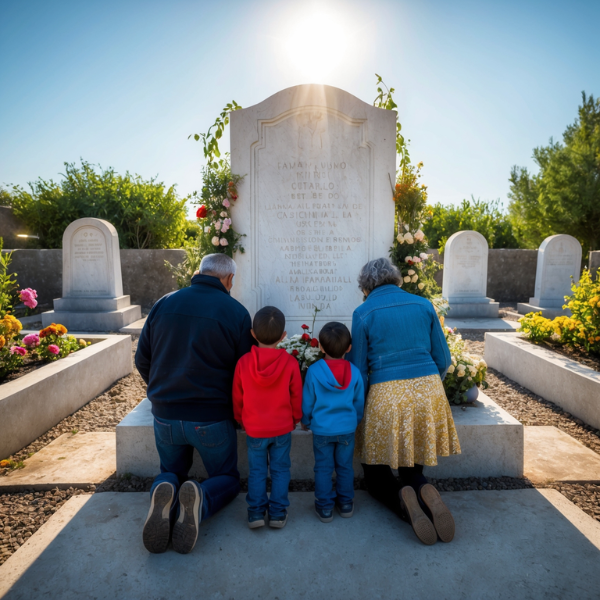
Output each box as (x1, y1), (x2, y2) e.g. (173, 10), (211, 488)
(281, 4), (353, 83)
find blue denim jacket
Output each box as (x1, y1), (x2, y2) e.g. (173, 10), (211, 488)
(347, 285), (451, 390)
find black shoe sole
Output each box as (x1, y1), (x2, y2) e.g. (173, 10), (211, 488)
(172, 482), (202, 554)
(142, 482), (174, 554)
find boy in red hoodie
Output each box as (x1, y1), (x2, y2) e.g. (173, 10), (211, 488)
(233, 306), (303, 529)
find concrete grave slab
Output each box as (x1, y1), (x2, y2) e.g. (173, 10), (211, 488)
(0, 433), (116, 492)
(485, 332), (600, 430)
(1, 489), (600, 599)
(0, 335), (131, 459)
(525, 426), (600, 484)
(119, 317), (146, 337)
(445, 317), (519, 330)
(117, 393), (523, 480)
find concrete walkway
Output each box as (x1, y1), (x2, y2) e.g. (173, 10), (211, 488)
(1, 490), (599, 599)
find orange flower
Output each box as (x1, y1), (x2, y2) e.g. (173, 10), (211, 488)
(0, 460), (9, 468)
(39, 323), (67, 338)
(0, 335), (4, 350)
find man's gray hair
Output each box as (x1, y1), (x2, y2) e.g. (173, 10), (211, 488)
(357, 257), (401, 294)
(199, 253), (237, 278)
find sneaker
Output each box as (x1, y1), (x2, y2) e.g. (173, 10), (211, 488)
(143, 481), (175, 554)
(248, 513), (266, 529)
(315, 506), (334, 523)
(172, 481), (202, 554)
(336, 502), (354, 518)
(399, 486), (437, 546)
(269, 514), (288, 529)
(419, 483), (455, 543)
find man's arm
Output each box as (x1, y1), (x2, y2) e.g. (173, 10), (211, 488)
(134, 312), (154, 385)
(235, 312), (256, 362)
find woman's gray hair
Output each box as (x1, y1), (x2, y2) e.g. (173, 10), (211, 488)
(200, 253), (237, 278)
(357, 257), (402, 294)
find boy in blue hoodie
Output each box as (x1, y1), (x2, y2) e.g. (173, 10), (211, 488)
(301, 322), (365, 522)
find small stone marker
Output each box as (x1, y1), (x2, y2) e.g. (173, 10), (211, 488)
(230, 84), (396, 329)
(442, 230), (499, 318)
(41, 218), (141, 330)
(518, 234), (582, 318)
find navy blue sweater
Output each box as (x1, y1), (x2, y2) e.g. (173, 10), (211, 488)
(135, 274), (255, 422)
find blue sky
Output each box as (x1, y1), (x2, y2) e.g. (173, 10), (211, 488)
(1, 0), (599, 215)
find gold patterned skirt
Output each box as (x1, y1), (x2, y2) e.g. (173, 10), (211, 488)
(356, 375), (461, 468)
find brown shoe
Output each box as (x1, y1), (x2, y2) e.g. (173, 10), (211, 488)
(399, 486), (437, 546)
(419, 483), (455, 543)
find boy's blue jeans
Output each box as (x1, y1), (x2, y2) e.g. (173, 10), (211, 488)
(246, 432), (292, 518)
(313, 433), (355, 511)
(150, 416), (240, 522)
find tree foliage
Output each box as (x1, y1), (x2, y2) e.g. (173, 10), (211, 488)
(423, 197), (518, 252)
(508, 92), (600, 253)
(7, 161), (190, 249)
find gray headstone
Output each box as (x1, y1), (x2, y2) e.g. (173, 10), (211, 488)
(230, 84), (396, 329)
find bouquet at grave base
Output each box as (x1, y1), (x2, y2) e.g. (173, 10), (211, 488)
(518, 270), (600, 353)
(389, 162), (442, 300)
(277, 307), (324, 373)
(37, 323), (90, 361)
(441, 320), (489, 404)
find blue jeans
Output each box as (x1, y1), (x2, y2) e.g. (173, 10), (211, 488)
(150, 417), (240, 522)
(246, 433), (292, 518)
(313, 433), (355, 511)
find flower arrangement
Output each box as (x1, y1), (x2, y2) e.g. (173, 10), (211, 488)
(519, 269), (600, 353)
(440, 316), (489, 404)
(389, 162), (442, 299)
(0, 320), (90, 380)
(277, 307), (324, 373)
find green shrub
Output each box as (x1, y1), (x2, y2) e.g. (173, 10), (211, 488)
(7, 161), (190, 249)
(423, 197), (518, 252)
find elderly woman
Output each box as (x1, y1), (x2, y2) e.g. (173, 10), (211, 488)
(348, 257), (460, 545)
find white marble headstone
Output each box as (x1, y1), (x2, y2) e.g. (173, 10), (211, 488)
(442, 231), (489, 302)
(230, 84), (396, 329)
(62, 218), (123, 298)
(530, 234), (582, 308)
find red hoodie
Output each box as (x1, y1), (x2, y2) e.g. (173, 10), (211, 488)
(233, 346), (303, 438)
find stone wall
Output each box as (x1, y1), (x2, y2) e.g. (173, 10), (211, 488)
(590, 251), (600, 279)
(3, 249), (186, 309)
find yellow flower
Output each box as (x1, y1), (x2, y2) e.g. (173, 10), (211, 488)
(0, 460), (10, 468)
(0, 335), (4, 350)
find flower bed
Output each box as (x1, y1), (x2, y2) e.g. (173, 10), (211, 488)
(0, 334), (132, 459)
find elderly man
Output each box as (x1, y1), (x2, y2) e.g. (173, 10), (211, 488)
(135, 253), (254, 554)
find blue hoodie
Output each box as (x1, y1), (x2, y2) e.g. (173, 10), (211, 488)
(301, 360), (365, 436)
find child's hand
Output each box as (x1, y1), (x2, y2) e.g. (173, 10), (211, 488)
(300, 423), (310, 431)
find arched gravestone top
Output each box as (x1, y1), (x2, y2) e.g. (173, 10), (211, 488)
(62, 218), (123, 298)
(530, 234), (582, 308)
(442, 230), (489, 302)
(229, 84), (396, 330)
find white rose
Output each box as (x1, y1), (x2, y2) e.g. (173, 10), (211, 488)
(403, 276), (411, 283)
(414, 230), (425, 241)
(408, 269), (415, 276)
(404, 256), (412, 263)
(418, 283), (425, 290)
(467, 376), (472, 381)
(479, 359), (487, 368)
(452, 357), (457, 365)
(419, 252), (429, 260)
(404, 233), (414, 244)
(411, 275), (418, 283)
(220, 211), (227, 217)
(469, 366), (477, 375)
(204, 226), (211, 233)
(397, 234), (404, 244)
(211, 236), (220, 246)
(447, 365), (455, 373)
(404, 224), (409, 231)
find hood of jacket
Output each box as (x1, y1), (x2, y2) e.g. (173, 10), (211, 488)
(249, 346), (291, 386)
(314, 360), (352, 391)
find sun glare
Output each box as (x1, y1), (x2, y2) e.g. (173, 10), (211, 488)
(280, 4), (355, 83)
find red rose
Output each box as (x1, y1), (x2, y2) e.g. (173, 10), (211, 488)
(301, 333), (310, 342)
(310, 338), (319, 348)
(196, 205), (207, 219)
(292, 349), (299, 357)
(231, 194), (238, 200)
(228, 181), (234, 187)
(301, 324), (309, 330)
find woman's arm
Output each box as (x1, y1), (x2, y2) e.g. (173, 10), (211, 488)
(347, 311), (369, 392)
(429, 306), (452, 379)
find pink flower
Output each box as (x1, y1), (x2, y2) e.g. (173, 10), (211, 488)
(222, 199), (230, 208)
(221, 218), (232, 233)
(48, 344), (60, 355)
(10, 346), (27, 356)
(23, 333), (40, 347)
(412, 256), (422, 263)
(19, 288), (38, 309)
(219, 238), (229, 246)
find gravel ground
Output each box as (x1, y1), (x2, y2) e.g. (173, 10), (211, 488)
(0, 488), (87, 565)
